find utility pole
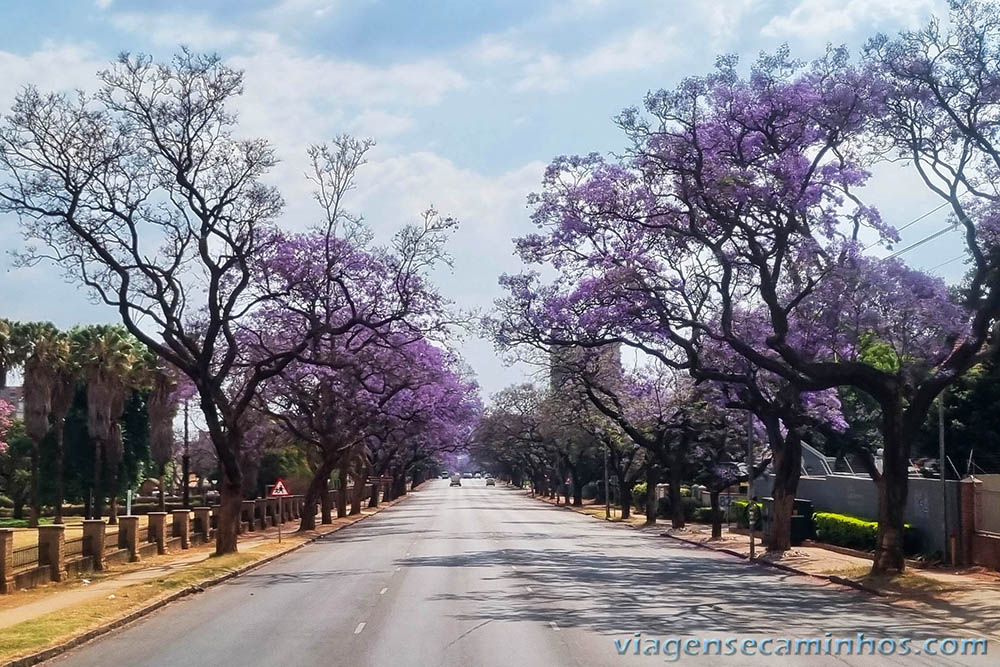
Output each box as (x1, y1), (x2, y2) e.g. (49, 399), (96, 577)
(182, 399), (191, 509)
(747, 409), (755, 559)
(939, 391), (949, 563)
(604, 436), (610, 520)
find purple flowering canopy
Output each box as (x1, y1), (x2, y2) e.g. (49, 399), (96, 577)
(491, 12), (1000, 570)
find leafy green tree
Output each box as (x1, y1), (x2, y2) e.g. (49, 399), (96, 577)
(0, 419), (32, 519)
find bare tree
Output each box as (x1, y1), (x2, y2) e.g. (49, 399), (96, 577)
(0, 51), (309, 553)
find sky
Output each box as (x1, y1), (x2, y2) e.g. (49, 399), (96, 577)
(0, 0), (966, 399)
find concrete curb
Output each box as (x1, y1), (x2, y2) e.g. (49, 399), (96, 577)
(525, 493), (887, 598)
(4, 494), (412, 667)
(658, 531), (888, 597)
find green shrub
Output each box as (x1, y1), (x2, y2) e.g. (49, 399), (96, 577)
(0, 495), (12, 509)
(813, 512), (920, 554)
(694, 506), (722, 523)
(679, 486), (691, 498)
(656, 496), (700, 521)
(631, 482), (647, 512)
(728, 499), (762, 529)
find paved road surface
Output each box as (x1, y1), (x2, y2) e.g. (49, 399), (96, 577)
(52, 480), (994, 666)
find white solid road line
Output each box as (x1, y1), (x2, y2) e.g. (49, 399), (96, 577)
(526, 587), (534, 593)
(354, 622), (366, 635)
(379, 587), (388, 595)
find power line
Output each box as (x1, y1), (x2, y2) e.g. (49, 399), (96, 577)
(886, 223), (958, 260)
(864, 200), (951, 251)
(929, 254), (966, 272)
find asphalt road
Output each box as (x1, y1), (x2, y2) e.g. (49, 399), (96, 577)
(52, 480), (994, 666)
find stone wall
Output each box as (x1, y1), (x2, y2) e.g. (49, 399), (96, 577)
(753, 473), (961, 554)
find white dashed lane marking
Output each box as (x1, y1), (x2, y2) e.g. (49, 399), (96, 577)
(354, 622), (366, 635)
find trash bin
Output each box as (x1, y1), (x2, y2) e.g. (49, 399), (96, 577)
(762, 497), (814, 546)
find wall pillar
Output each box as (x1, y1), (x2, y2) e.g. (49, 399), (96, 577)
(38, 525), (66, 583)
(241, 500), (256, 533)
(118, 515), (139, 561)
(172, 510), (191, 549)
(82, 520), (106, 571)
(0, 529), (14, 593)
(193, 507), (212, 541)
(147, 512), (168, 555)
(959, 477), (982, 566)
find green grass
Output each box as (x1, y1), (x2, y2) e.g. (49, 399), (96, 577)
(0, 517), (54, 528)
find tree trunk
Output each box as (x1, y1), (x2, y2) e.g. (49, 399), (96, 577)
(710, 490), (722, 539)
(616, 470), (631, 520)
(159, 469), (167, 512)
(215, 476), (242, 554)
(668, 461), (684, 529)
(392, 474), (406, 499)
(644, 465), (658, 526)
(92, 440), (103, 520)
(336, 462), (348, 519)
(28, 440), (40, 528)
(350, 466), (366, 516)
(320, 477), (333, 524)
(299, 457), (337, 532)
(767, 435), (802, 552)
(12, 497), (25, 520)
(873, 410), (909, 574)
(368, 477), (380, 508)
(572, 467), (583, 507)
(53, 424), (65, 525)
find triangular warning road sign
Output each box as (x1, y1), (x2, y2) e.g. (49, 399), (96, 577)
(269, 478), (290, 497)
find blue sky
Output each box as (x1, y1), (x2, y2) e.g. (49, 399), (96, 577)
(0, 0), (963, 398)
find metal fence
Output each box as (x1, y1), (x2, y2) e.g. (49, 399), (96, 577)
(12, 544), (39, 570)
(977, 489), (1000, 534)
(105, 531), (120, 551)
(64, 535), (87, 557)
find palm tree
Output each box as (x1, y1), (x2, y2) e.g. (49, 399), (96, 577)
(0, 319), (32, 390)
(49, 346), (78, 525)
(71, 325), (140, 523)
(139, 349), (178, 512)
(21, 322), (70, 527)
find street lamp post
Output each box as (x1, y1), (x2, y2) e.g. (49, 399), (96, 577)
(182, 400), (191, 509)
(746, 409), (755, 559)
(939, 390), (949, 563)
(604, 437), (610, 520)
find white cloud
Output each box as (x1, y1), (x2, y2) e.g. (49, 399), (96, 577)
(110, 12), (277, 49)
(95, 0), (113, 9)
(762, 0), (937, 39)
(0, 43), (104, 107)
(475, 22), (680, 93)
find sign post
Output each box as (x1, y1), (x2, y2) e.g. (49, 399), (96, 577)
(269, 478), (291, 543)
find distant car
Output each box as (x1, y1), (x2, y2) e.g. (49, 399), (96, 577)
(462, 472), (472, 479)
(440, 472), (450, 479)
(486, 478), (495, 486)
(484, 473), (493, 479)
(450, 474), (462, 486)
(474, 473), (482, 479)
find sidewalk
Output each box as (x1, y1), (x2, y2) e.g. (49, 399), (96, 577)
(528, 492), (1000, 640)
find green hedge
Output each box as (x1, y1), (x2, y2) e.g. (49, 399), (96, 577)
(631, 482), (647, 511)
(813, 512), (919, 554)
(657, 496), (699, 520)
(728, 499), (762, 529)
(693, 506), (723, 523)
